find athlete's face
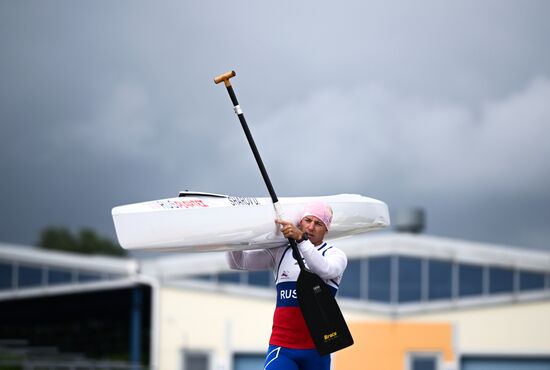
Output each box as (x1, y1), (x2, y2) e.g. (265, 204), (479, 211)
(299, 215), (328, 246)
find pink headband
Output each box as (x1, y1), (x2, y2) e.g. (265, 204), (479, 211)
(301, 202), (333, 231)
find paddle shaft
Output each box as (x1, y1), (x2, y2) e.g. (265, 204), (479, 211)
(214, 71), (306, 270)
(214, 71), (354, 355)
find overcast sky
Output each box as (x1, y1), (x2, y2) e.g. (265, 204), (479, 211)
(1, 0), (549, 252)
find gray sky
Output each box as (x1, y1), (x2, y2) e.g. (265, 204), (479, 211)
(1, 0), (549, 251)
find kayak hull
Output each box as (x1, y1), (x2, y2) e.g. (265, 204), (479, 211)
(112, 193), (390, 252)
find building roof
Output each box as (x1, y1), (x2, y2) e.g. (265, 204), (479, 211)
(0, 243), (138, 275)
(0, 243), (139, 301)
(2, 233), (550, 315)
(137, 233), (550, 280)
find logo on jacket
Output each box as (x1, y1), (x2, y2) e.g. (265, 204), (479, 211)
(280, 289), (297, 300)
(280, 270), (290, 280)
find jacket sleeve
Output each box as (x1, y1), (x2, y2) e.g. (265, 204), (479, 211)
(298, 241), (347, 280)
(226, 249), (277, 271)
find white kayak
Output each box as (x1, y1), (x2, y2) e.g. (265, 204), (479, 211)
(112, 192), (390, 252)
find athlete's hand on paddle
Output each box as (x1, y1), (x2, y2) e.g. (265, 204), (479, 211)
(276, 219), (304, 241)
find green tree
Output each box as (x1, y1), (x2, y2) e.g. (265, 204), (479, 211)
(38, 227), (127, 257)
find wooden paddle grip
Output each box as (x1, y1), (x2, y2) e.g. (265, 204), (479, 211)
(214, 70), (236, 87)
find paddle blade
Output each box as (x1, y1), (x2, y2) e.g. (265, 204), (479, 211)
(296, 270), (354, 356)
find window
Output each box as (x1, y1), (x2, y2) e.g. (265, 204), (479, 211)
(409, 353), (439, 370)
(108, 273), (126, 280)
(428, 260), (452, 300)
(0, 261), (12, 290)
(77, 271), (102, 283)
(462, 356), (550, 370)
(459, 263), (483, 297)
(519, 271), (545, 292)
(182, 352), (209, 370)
(218, 271), (242, 284)
(339, 259), (361, 298)
(18, 264), (42, 288)
(398, 257), (422, 303)
(48, 268), (72, 285)
(368, 256), (391, 303)
(248, 271), (272, 287)
(190, 274), (215, 282)
(234, 353), (265, 370)
(489, 267), (514, 294)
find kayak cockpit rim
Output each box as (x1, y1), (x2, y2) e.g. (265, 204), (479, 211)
(178, 191), (228, 198)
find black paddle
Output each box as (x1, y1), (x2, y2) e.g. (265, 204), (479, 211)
(214, 70), (353, 356)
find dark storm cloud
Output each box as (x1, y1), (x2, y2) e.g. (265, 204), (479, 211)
(1, 0), (549, 250)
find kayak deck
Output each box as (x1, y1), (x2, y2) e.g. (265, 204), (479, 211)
(112, 193), (390, 252)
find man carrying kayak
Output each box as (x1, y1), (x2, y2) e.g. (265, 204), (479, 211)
(226, 201), (348, 370)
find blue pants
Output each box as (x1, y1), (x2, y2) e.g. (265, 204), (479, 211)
(263, 345), (331, 370)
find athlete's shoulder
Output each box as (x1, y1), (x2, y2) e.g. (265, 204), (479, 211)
(317, 242), (341, 253)
(320, 242), (347, 261)
(271, 244), (292, 262)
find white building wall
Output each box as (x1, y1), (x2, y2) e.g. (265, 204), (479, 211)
(158, 285), (275, 370)
(156, 283), (550, 369)
(404, 300), (550, 356)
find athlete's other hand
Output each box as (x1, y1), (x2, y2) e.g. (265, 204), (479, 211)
(275, 219), (304, 241)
